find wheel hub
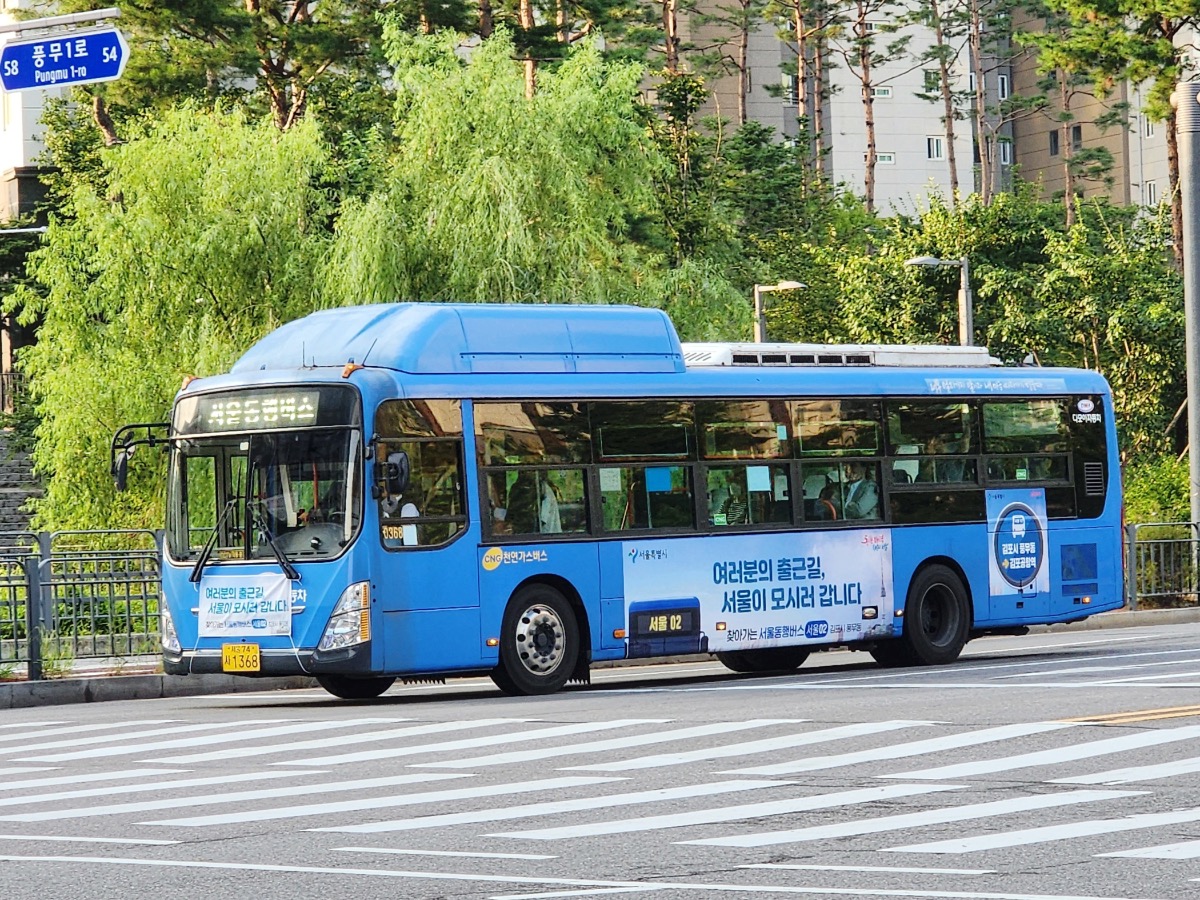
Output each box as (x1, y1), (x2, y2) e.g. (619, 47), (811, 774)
(514, 604), (565, 675)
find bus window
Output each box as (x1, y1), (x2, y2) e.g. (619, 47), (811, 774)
(475, 401), (590, 466)
(376, 400), (466, 549)
(592, 401), (695, 460)
(697, 399), (790, 459)
(706, 464), (791, 526)
(498, 468), (587, 536)
(793, 399), (881, 456)
(983, 400), (1069, 453)
(600, 464), (694, 531)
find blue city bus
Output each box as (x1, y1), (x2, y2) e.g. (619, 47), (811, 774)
(112, 303), (1124, 699)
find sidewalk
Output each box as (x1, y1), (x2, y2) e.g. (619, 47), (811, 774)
(3, 605), (1198, 710)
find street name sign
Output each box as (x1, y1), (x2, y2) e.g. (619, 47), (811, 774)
(0, 25), (128, 92)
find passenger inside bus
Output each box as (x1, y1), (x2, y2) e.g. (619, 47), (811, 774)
(842, 462), (879, 519)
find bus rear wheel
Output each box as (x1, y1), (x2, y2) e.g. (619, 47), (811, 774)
(871, 563), (970, 667)
(491, 584), (580, 696)
(315, 674), (397, 700)
(716, 646), (810, 674)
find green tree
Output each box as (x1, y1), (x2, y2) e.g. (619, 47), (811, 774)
(8, 108), (334, 529)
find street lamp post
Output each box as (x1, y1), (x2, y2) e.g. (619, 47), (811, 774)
(905, 255), (974, 346)
(753, 280), (806, 342)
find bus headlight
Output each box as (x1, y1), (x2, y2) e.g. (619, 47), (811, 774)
(160, 597), (181, 654)
(318, 581), (371, 651)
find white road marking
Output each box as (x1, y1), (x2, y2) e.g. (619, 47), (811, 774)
(727, 722), (1074, 776)
(0, 855), (1164, 899)
(0, 770), (315, 808)
(276, 720), (667, 766)
(311, 779), (791, 834)
(740, 864), (995, 875)
(336, 846), (557, 860)
(157, 718), (527, 764)
(884, 726), (1200, 780)
(412, 720), (802, 769)
(0, 772), (461, 822)
(0, 768), (182, 792)
(0, 834), (179, 845)
(0, 720), (180, 747)
(565, 721), (930, 772)
(889, 806), (1200, 854)
(16, 719), (326, 762)
(1101, 839), (1200, 860)
(1052, 755), (1200, 785)
(490, 783), (964, 841)
(680, 789), (1140, 848)
(138, 776), (620, 827)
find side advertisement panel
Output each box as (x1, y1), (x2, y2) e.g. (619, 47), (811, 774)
(621, 531), (896, 656)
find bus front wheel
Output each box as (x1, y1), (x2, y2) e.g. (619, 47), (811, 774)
(492, 584), (580, 696)
(315, 674), (397, 700)
(716, 646), (810, 674)
(871, 563), (970, 667)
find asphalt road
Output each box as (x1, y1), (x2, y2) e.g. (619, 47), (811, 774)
(3, 622), (1200, 900)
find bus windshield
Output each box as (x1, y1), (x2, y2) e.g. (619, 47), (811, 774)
(167, 387), (363, 565)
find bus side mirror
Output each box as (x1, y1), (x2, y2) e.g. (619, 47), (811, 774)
(112, 446), (134, 492)
(378, 450), (410, 496)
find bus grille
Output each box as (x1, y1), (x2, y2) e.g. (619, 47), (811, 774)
(1083, 462), (1105, 495)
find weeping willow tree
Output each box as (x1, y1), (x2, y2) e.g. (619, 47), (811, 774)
(324, 27), (748, 337)
(8, 108), (333, 530)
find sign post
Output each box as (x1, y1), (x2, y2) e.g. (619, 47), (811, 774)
(0, 25), (128, 92)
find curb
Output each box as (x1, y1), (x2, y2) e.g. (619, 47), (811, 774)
(0, 674), (317, 710)
(3, 606), (1198, 710)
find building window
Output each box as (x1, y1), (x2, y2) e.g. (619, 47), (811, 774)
(997, 74), (1010, 100)
(998, 139), (1012, 166)
(1071, 123), (1083, 150)
(871, 86), (893, 99)
(968, 72), (976, 92)
(1146, 181), (1158, 205)
(877, 152), (896, 165)
(927, 136), (945, 161)
(1049, 131), (1060, 156)
(924, 69), (940, 93)
(1143, 117), (1155, 139)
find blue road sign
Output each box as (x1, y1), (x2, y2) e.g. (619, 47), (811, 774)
(0, 26), (128, 92)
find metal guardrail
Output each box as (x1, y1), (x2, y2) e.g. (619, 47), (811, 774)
(0, 529), (161, 679)
(1125, 522), (1199, 611)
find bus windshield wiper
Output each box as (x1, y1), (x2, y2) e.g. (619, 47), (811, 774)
(248, 500), (301, 582)
(189, 498), (240, 584)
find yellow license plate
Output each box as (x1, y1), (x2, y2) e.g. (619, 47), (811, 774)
(222, 643), (260, 673)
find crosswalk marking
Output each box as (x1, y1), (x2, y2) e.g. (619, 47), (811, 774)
(0, 772), (463, 822)
(0, 769), (182, 792)
(887, 805), (1200, 854)
(276, 720), (666, 767)
(0, 770), (325, 809)
(1099, 839), (1200, 860)
(679, 789), (1140, 848)
(564, 721), (931, 772)
(138, 776), (621, 827)
(336, 846), (558, 860)
(16, 720), (334, 762)
(157, 718), (528, 765)
(1051, 756), (1200, 785)
(883, 725), (1200, 780)
(0, 834), (180, 846)
(726, 722), (1074, 777)
(0, 721), (179, 747)
(410, 720), (802, 769)
(311, 779), (791, 834)
(490, 784), (965, 841)
(0, 722), (65, 729)
(0, 767), (55, 777)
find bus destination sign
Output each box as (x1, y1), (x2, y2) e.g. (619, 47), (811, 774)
(0, 26), (129, 92)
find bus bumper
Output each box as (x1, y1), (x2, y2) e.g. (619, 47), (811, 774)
(163, 643), (374, 677)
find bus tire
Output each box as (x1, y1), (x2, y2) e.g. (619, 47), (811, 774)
(876, 563), (970, 667)
(716, 646), (810, 674)
(491, 584), (580, 696)
(315, 674), (396, 699)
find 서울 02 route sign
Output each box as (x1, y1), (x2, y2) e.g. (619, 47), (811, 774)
(0, 26), (128, 92)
